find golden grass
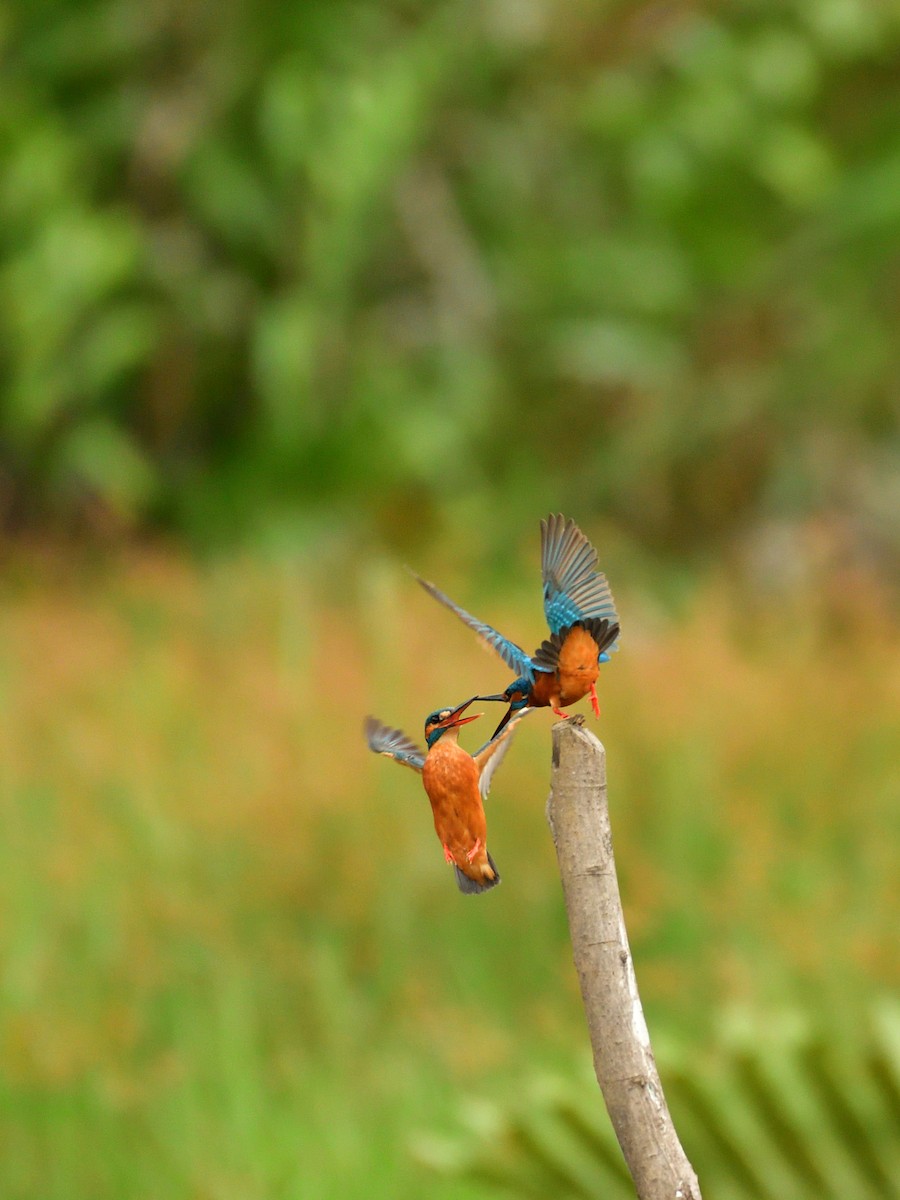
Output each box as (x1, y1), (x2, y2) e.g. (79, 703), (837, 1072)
(0, 547), (896, 1195)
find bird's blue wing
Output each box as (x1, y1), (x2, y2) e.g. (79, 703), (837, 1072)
(473, 709), (528, 800)
(413, 573), (535, 682)
(364, 716), (425, 772)
(540, 514), (619, 647)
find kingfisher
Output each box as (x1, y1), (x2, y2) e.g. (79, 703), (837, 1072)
(364, 697), (522, 894)
(413, 514), (620, 739)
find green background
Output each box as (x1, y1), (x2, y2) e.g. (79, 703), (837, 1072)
(0, 1), (898, 1196)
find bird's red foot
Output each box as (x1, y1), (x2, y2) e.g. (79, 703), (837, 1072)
(465, 837), (483, 863)
(551, 706), (569, 718)
(590, 682), (601, 718)
(442, 843), (454, 864)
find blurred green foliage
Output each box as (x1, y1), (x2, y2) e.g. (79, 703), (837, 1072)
(429, 1005), (900, 1199)
(2, 3), (900, 1191)
(1, 0), (899, 554)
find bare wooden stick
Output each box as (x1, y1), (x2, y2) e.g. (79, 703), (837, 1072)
(547, 717), (702, 1200)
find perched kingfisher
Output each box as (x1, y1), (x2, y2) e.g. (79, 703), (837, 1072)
(364, 697), (522, 894)
(413, 514), (620, 739)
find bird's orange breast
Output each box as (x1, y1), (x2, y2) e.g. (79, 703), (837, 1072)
(422, 742), (491, 882)
(557, 625), (601, 703)
(529, 671), (557, 708)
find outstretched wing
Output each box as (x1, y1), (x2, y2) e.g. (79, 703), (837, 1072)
(472, 710), (529, 800)
(412, 572), (535, 682)
(364, 716), (426, 772)
(541, 514), (619, 644)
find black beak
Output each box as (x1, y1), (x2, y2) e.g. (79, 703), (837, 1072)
(489, 707), (514, 739)
(436, 695), (483, 730)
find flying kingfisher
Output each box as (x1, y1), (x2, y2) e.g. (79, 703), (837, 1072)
(364, 697), (522, 894)
(413, 514), (620, 739)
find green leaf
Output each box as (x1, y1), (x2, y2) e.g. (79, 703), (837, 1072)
(54, 419), (157, 518)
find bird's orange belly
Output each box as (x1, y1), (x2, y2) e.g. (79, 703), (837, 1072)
(422, 745), (492, 881)
(533, 626), (601, 708)
(529, 671), (557, 708)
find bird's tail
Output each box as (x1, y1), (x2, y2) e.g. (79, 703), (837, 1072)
(454, 852), (501, 895)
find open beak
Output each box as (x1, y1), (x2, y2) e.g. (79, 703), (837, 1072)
(438, 696), (483, 729)
(490, 707), (514, 739)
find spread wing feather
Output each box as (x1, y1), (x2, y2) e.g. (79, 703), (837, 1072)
(412, 572), (535, 682)
(541, 514), (620, 645)
(364, 716), (426, 772)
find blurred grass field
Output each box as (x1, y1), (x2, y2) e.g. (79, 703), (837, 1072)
(0, 544), (896, 1198)
(3, 0), (900, 1192)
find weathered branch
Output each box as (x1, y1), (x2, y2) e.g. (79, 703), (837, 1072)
(547, 718), (702, 1200)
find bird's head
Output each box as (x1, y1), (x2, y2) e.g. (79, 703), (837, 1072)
(474, 676), (533, 739)
(424, 697), (482, 748)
